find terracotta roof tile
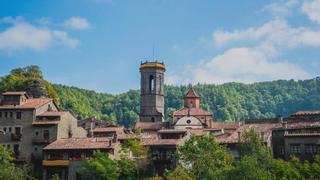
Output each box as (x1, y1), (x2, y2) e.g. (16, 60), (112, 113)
(43, 138), (113, 150)
(92, 127), (124, 133)
(0, 98), (51, 109)
(135, 122), (164, 130)
(173, 107), (212, 116)
(210, 122), (240, 130)
(184, 88), (200, 98)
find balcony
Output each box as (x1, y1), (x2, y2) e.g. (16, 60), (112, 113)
(42, 160), (69, 166)
(32, 137), (50, 144)
(11, 133), (22, 141)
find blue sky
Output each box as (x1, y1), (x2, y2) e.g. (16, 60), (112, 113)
(0, 0), (320, 94)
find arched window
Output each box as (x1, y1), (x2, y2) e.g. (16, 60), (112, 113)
(149, 75), (154, 92)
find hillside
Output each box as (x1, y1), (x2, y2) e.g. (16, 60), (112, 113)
(1, 66), (320, 127)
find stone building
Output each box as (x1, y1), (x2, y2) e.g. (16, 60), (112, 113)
(140, 62), (165, 122)
(0, 91), (87, 178)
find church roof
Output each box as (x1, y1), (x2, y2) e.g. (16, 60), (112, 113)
(184, 88), (200, 98)
(173, 107), (212, 116)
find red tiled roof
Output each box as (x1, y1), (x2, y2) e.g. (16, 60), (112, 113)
(293, 110), (320, 116)
(135, 122), (163, 130)
(210, 122), (240, 130)
(173, 107), (212, 116)
(92, 127), (124, 133)
(43, 138), (113, 150)
(0, 98), (51, 109)
(37, 111), (67, 117)
(218, 122), (282, 144)
(184, 88), (200, 98)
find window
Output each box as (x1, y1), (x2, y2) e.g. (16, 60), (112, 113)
(0, 112), (2, 118)
(8, 127), (12, 133)
(15, 127), (21, 135)
(151, 117), (155, 122)
(16, 112), (21, 119)
(5, 112), (8, 118)
(10, 112), (13, 118)
(305, 144), (318, 154)
(35, 131), (39, 136)
(43, 130), (50, 140)
(186, 120), (191, 124)
(34, 147), (38, 152)
(149, 75), (154, 92)
(3, 127), (7, 133)
(290, 144), (301, 154)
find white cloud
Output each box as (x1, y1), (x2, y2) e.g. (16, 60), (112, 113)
(64, 17), (91, 30)
(263, 0), (299, 17)
(187, 47), (309, 84)
(302, 0), (320, 24)
(213, 19), (320, 48)
(0, 18), (78, 51)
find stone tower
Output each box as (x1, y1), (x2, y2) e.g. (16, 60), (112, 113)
(140, 61), (165, 122)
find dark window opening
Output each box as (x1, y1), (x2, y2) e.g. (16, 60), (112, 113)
(43, 130), (50, 141)
(187, 120), (191, 124)
(35, 131), (39, 136)
(16, 112), (21, 119)
(34, 147), (38, 152)
(5, 112), (8, 118)
(3, 127), (7, 132)
(15, 127), (21, 135)
(149, 75), (154, 92)
(13, 144), (19, 156)
(9, 127), (12, 133)
(151, 117), (155, 122)
(0, 112), (2, 118)
(10, 112), (13, 118)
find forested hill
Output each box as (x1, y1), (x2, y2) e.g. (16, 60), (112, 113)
(54, 78), (320, 127)
(1, 66), (320, 127)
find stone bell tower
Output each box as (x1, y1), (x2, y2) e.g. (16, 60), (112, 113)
(140, 61), (165, 122)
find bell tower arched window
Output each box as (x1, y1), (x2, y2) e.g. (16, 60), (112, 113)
(149, 75), (154, 92)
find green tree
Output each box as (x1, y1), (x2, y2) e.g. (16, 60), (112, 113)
(78, 151), (119, 180)
(229, 156), (272, 180)
(117, 157), (138, 180)
(177, 135), (233, 180)
(0, 145), (27, 180)
(166, 166), (194, 180)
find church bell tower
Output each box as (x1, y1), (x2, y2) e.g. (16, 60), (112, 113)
(140, 61), (165, 122)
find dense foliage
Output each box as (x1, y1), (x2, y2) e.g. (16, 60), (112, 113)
(0, 145), (29, 180)
(1, 66), (320, 127)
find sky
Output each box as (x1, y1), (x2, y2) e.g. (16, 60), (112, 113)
(0, 0), (320, 94)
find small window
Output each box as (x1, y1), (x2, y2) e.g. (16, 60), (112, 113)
(151, 117), (155, 122)
(35, 131), (39, 136)
(186, 120), (191, 124)
(0, 112), (2, 118)
(10, 112), (13, 118)
(16, 112), (21, 119)
(3, 127), (7, 132)
(34, 147), (38, 152)
(290, 144), (301, 154)
(5, 112), (8, 118)
(8, 127), (12, 133)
